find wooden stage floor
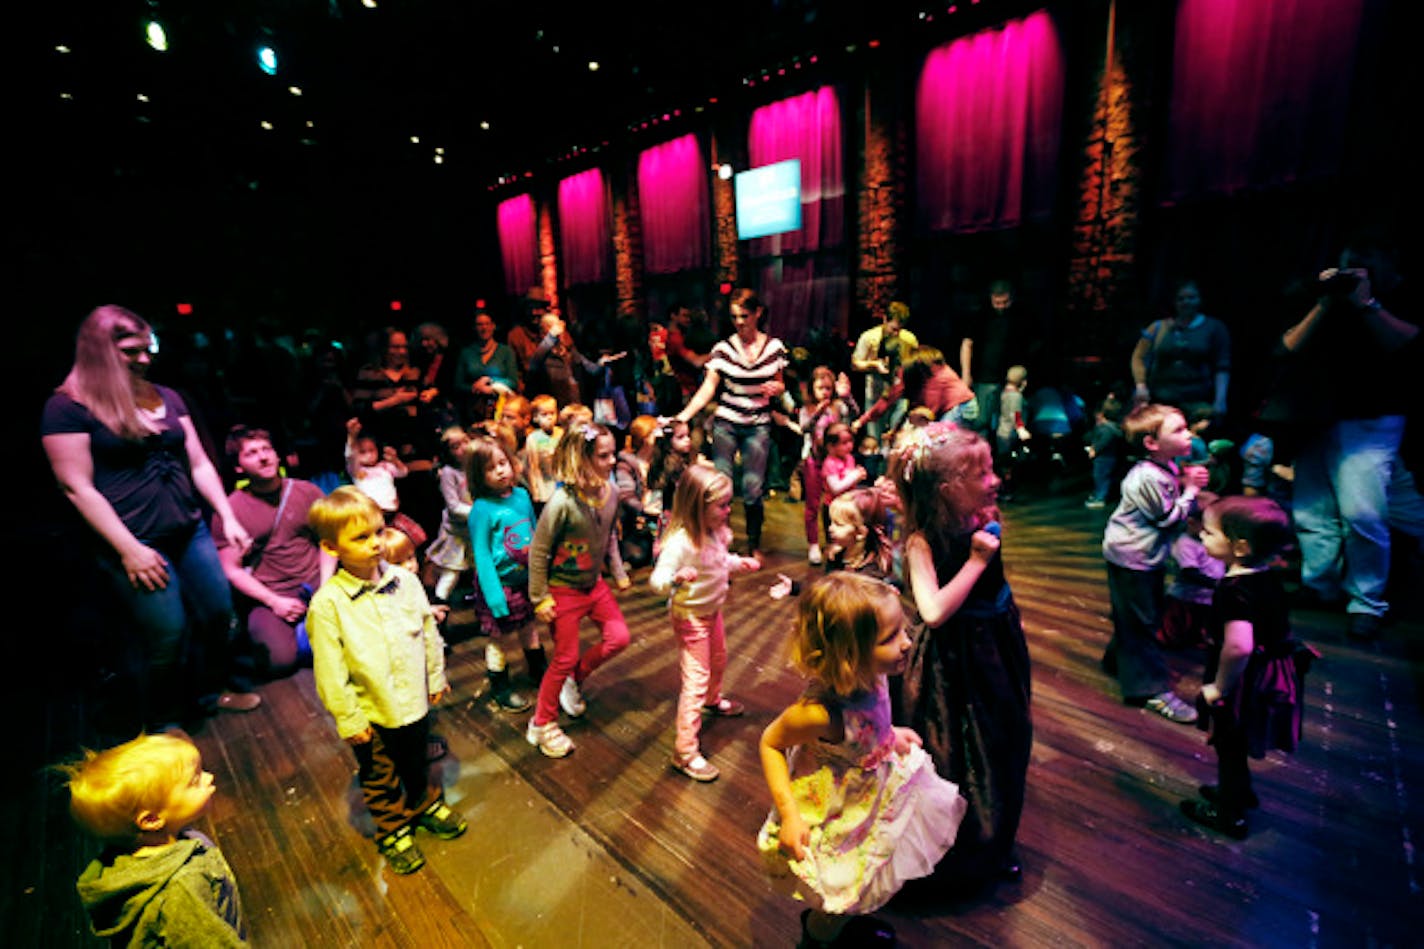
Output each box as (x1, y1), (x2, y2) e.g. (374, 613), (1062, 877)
(8, 485), (1424, 947)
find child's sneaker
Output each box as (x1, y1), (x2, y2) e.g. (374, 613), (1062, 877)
(376, 826), (426, 875)
(1144, 691), (1198, 724)
(416, 799), (467, 839)
(559, 677), (586, 717)
(672, 754), (720, 782)
(702, 697), (745, 717)
(808, 543), (823, 566)
(1084, 496), (1106, 509)
(526, 720), (574, 758)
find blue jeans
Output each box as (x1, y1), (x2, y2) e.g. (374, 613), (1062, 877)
(1292, 415), (1404, 617)
(97, 521), (236, 726)
(711, 420), (771, 546)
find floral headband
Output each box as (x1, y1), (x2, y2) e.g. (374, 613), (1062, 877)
(892, 420), (962, 482)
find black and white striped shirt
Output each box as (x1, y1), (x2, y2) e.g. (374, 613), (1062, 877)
(706, 334), (788, 426)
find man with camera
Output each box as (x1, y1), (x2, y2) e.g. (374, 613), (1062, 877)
(1278, 244), (1417, 639)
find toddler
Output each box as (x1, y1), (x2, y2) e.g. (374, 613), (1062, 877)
(1085, 395), (1125, 508)
(63, 732), (247, 946)
(650, 465), (760, 782)
(758, 573), (966, 947)
(1181, 496), (1316, 839)
(524, 394), (561, 511)
(1158, 492), (1225, 650)
(423, 426), (474, 606)
(995, 365), (1033, 501)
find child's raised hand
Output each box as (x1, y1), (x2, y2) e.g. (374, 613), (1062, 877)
(892, 726), (923, 756)
(346, 417), (362, 436)
(777, 812), (811, 862)
(835, 372), (852, 399)
(969, 528), (1001, 563)
(674, 566), (699, 585)
(1182, 464), (1210, 489)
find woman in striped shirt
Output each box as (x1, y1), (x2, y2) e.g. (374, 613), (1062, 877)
(672, 289), (787, 556)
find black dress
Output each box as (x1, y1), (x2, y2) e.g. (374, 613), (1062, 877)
(902, 529), (1033, 880)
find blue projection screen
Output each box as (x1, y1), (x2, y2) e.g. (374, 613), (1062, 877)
(734, 159), (802, 240)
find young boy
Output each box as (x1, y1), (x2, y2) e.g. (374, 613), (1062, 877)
(995, 365), (1033, 501)
(306, 487), (466, 875)
(64, 733), (247, 946)
(1101, 403), (1210, 723)
(1084, 394), (1125, 508)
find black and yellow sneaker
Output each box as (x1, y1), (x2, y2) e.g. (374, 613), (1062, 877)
(416, 799), (467, 840)
(376, 826), (426, 875)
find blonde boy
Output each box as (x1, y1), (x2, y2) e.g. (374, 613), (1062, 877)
(306, 487), (464, 875)
(64, 733), (246, 946)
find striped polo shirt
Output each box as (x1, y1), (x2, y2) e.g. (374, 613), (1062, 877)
(706, 334), (788, 426)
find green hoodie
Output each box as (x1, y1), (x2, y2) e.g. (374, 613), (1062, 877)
(77, 829), (246, 946)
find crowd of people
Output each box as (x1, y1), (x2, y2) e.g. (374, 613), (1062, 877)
(45, 249), (1419, 946)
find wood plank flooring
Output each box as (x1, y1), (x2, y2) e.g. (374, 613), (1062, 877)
(9, 485), (1424, 947)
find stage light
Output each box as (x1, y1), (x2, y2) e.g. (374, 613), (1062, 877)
(718, 164), (733, 180)
(288, 86), (302, 96)
(588, 61), (599, 71)
(480, 121), (490, 130)
(260, 120), (274, 130)
(146, 21), (168, 52)
(257, 46), (278, 75)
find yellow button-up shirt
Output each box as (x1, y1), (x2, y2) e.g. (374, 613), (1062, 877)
(307, 563), (447, 739)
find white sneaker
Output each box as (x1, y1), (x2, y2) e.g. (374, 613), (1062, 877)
(559, 677), (586, 717)
(808, 543), (823, 566)
(525, 720), (574, 758)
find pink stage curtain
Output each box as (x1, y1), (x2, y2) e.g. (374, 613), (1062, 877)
(557, 169), (611, 286)
(916, 11), (1065, 233)
(755, 257), (851, 350)
(1163, 0), (1365, 201)
(638, 135), (711, 275)
(497, 194), (537, 296)
(747, 86), (845, 256)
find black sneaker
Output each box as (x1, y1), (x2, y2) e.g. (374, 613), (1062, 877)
(416, 800), (467, 839)
(376, 826), (426, 874)
(1180, 799), (1248, 839)
(1201, 783), (1259, 810)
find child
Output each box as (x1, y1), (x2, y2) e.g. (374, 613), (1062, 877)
(819, 422), (867, 551)
(789, 366), (851, 565)
(614, 415), (662, 568)
(649, 465), (760, 782)
(757, 573), (966, 947)
(305, 487), (465, 875)
(63, 733), (247, 946)
(525, 422), (632, 757)
(467, 434), (543, 713)
(345, 417), (424, 546)
(1101, 403), (1210, 722)
(382, 525), (452, 762)
(890, 422), (1032, 883)
(649, 417), (697, 555)
(856, 435), (887, 485)
(1183, 403), (1214, 466)
(524, 394), (561, 511)
(995, 365), (1033, 501)
(823, 488), (897, 582)
(423, 426), (474, 607)
(1084, 395), (1125, 509)
(499, 393), (532, 451)
(1181, 496), (1314, 839)
(1159, 492), (1224, 650)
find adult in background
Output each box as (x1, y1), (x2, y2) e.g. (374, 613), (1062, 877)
(960, 280), (1041, 438)
(453, 309), (520, 425)
(215, 425), (334, 679)
(1273, 245), (1416, 640)
(672, 288), (788, 556)
(1130, 279), (1231, 421)
(507, 287), (554, 379)
(414, 321), (459, 431)
(42, 305), (260, 731)
(851, 300), (918, 439)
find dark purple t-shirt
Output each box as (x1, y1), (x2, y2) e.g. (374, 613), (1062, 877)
(41, 385), (200, 544)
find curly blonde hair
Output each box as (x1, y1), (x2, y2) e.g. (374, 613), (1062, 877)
(789, 573), (901, 697)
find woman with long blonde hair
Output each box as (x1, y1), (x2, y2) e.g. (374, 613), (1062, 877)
(42, 305), (259, 730)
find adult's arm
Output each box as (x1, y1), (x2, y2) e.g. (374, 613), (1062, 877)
(674, 365), (722, 424)
(1130, 335), (1153, 402)
(181, 416), (249, 554)
(42, 432), (168, 590)
(850, 329), (884, 374)
(959, 337), (974, 388)
(217, 542), (307, 622)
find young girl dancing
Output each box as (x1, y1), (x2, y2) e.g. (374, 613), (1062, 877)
(758, 572), (966, 948)
(466, 434), (543, 713)
(890, 422), (1033, 884)
(423, 426), (474, 607)
(525, 422), (632, 757)
(1181, 495), (1315, 839)
(650, 465), (761, 782)
(824, 488), (896, 581)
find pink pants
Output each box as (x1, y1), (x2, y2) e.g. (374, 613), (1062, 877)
(532, 579), (630, 726)
(802, 456), (824, 544)
(672, 611), (726, 760)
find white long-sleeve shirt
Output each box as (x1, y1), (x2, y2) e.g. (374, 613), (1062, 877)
(649, 525), (750, 619)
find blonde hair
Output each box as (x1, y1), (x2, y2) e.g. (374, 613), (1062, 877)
(890, 422), (995, 537)
(58, 305), (160, 440)
(789, 573), (900, 697)
(61, 733), (200, 844)
(1122, 403), (1182, 450)
(666, 464), (733, 547)
(307, 485), (383, 544)
(439, 425), (468, 466)
(1006, 364), (1028, 387)
(558, 402), (593, 431)
(530, 394), (558, 418)
(827, 488), (895, 575)
(554, 421), (614, 500)
(381, 526), (417, 567)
